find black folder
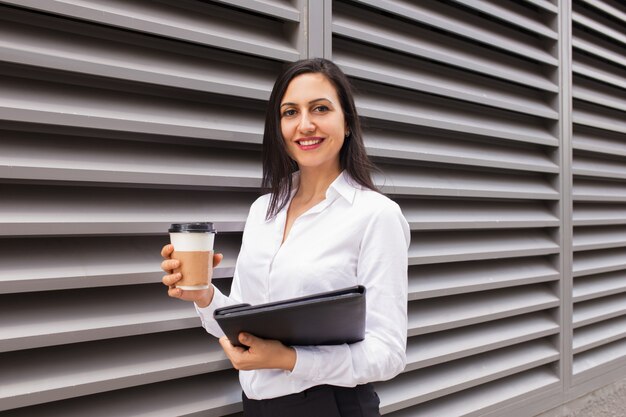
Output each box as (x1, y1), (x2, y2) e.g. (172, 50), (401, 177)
(214, 285), (366, 347)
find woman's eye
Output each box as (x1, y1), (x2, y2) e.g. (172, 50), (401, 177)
(314, 105), (329, 112)
(282, 109), (296, 117)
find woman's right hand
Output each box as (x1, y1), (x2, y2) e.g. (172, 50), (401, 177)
(160, 244), (223, 308)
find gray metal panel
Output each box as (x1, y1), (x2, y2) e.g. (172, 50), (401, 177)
(331, 0), (563, 414)
(571, 0), (626, 387)
(0, 0), (301, 414)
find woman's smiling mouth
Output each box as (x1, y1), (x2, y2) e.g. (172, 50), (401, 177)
(296, 137), (325, 150)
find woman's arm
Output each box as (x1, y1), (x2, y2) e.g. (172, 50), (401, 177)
(288, 203), (410, 385)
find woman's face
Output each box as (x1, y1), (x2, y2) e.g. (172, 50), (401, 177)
(280, 73), (347, 173)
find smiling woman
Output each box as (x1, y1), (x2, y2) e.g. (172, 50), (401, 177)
(160, 58), (410, 417)
(280, 74), (346, 171)
(261, 59), (378, 221)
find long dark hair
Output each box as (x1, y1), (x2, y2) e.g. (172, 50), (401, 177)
(262, 58), (378, 220)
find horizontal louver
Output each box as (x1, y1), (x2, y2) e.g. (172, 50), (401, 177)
(571, 0), (626, 384)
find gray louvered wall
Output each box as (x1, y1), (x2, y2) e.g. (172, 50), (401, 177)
(571, 0), (626, 387)
(331, 1), (563, 415)
(1, 0), (625, 416)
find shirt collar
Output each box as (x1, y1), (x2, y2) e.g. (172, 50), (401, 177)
(327, 170), (358, 204)
(291, 170), (358, 205)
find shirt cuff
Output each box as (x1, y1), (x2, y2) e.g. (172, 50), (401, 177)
(290, 346), (319, 381)
(194, 285), (229, 333)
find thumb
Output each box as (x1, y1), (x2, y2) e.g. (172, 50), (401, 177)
(239, 332), (259, 346)
(213, 252), (223, 268)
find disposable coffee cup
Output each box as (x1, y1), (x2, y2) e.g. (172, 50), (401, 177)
(169, 222), (216, 290)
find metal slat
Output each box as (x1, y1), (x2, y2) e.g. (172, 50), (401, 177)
(400, 199), (558, 231)
(573, 337), (626, 375)
(0, 76), (265, 144)
(573, 10), (626, 49)
(406, 313), (559, 370)
(573, 292), (626, 328)
(0, 12), (279, 101)
(0, 184), (256, 236)
(572, 36), (626, 71)
(574, 179), (626, 202)
(0, 284), (204, 352)
(408, 257), (559, 299)
(332, 2), (557, 92)
(355, 81), (558, 146)
(334, 39), (558, 119)
(363, 126), (558, 173)
(573, 315), (626, 354)
(409, 229), (559, 265)
(0, 0), (299, 61)
(447, 0), (558, 39)
(574, 226), (626, 251)
(519, 0), (559, 14)
(577, 0), (626, 25)
(510, 152), (626, 180)
(375, 165), (558, 200)
(573, 56), (626, 91)
(0, 132), (263, 188)
(0, 235), (238, 294)
(574, 247), (626, 277)
(376, 340), (559, 414)
(573, 101), (626, 134)
(573, 127), (626, 157)
(0, 371), (242, 417)
(0, 329), (229, 410)
(408, 285), (559, 335)
(574, 203), (626, 226)
(573, 78), (626, 113)
(573, 77), (626, 112)
(574, 271), (626, 302)
(386, 367), (559, 417)
(212, 0), (300, 21)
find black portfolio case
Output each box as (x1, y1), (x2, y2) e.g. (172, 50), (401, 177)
(214, 285), (366, 347)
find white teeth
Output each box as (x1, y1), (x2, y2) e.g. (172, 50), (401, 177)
(299, 139), (322, 146)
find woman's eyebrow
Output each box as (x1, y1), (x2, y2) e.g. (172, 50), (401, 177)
(280, 98), (333, 107)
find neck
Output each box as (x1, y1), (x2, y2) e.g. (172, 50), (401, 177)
(296, 164), (342, 202)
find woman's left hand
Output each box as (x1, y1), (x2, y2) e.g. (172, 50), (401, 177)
(219, 333), (297, 371)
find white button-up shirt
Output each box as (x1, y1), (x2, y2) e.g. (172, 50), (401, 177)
(196, 170), (410, 400)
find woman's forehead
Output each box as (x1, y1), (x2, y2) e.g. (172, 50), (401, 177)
(282, 73), (339, 102)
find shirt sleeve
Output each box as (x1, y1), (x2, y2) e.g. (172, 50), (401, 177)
(194, 200), (258, 337)
(288, 202), (410, 386)
(194, 268), (243, 338)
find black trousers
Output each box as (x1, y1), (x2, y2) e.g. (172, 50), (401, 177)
(242, 384), (381, 417)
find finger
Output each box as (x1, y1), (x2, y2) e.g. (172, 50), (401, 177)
(219, 336), (233, 351)
(213, 252), (223, 268)
(162, 273), (182, 287)
(160, 259), (180, 272)
(161, 244), (174, 258)
(167, 286), (183, 299)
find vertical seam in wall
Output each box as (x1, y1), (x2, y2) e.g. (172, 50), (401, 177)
(560, 0), (575, 395)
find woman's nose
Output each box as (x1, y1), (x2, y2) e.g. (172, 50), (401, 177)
(298, 112), (315, 133)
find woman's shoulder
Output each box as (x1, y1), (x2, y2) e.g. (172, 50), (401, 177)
(354, 187), (402, 214)
(248, 193), (272, 218)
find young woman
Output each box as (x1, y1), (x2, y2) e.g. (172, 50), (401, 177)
(161, 58), (410, 417)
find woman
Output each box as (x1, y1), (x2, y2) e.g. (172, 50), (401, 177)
(161, 58), (410, 416)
